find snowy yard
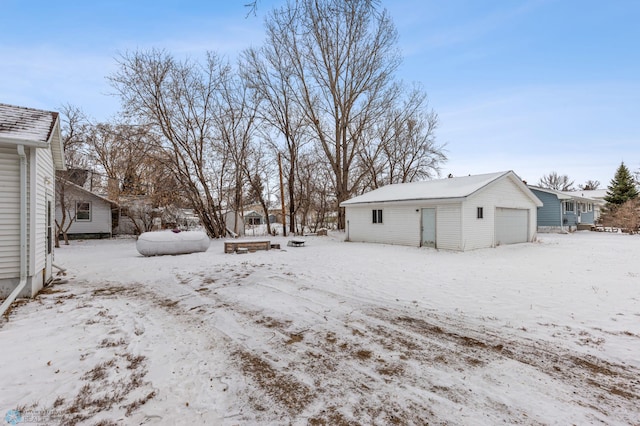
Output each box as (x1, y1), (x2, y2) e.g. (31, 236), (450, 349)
(1, 232), (639, 425)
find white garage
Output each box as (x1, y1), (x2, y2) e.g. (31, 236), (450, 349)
(340, 171), (543, 251)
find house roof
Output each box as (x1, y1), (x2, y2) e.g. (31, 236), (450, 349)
(62, 180), (119, 207)
(528, 186), (573, 200)
(529, 186), (600, 203)
(0, 103), (66, 170)
(341, 171), (542, 206)
(568, 189), (607, 201)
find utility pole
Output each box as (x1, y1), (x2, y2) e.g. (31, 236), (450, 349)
(278, 152), (287, 237)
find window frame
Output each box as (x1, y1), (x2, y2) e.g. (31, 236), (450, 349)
(564, 201), (575, 213)
(477, 207), (484, 219)
(75, 201), (92, 222)
(372, 209), (383, 224)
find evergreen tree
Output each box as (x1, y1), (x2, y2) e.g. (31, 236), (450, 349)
(604, 162), (639, 205)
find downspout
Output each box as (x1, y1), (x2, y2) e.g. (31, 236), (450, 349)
(0, 145), (28, 317)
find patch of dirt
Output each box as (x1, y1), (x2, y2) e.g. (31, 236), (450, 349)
(234, 349), (314, 414)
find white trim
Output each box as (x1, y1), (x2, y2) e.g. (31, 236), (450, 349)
(75, 201), (92, 222)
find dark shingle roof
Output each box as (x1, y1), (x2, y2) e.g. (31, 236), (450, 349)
(0, 103), (59, 144)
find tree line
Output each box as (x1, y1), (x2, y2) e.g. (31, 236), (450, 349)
(57, 0), (446, 240)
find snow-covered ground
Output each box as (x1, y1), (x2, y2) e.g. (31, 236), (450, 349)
(1, 231), (639, 425)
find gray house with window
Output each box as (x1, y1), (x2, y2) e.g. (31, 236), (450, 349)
(55, 181), (118, 239)
(244, 210), (265, 226)
(528, 186), (596, 232)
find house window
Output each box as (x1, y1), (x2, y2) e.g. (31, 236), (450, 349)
(372, 209), (383, 224)
(564, 201), (574, 213)
(477, 207), (484, 219)
(588, 203), (592, 212)
(76, 201), (91, 221)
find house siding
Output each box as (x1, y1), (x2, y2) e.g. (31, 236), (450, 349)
(0, 146), (20, 280)
(435, 204), (462, 250)
(32, 147), (55, 291)
(59, 200), (113, 235)
(530, 189), (561, 227)
(346, 204), (421, 246)
(579, 210), (595, 225)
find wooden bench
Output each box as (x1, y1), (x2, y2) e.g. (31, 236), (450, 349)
(287, 238), (306, 247)
(224, 240), (270, 254)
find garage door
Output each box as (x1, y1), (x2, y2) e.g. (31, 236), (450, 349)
(495, 208), (528, 245)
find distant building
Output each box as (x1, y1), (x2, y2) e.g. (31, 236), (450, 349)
(341, 171), (541, 251)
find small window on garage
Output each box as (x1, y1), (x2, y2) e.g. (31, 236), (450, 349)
(76, 201), (91, 221)
(477, 207), (484, 219)
(372, 209), (383, 224)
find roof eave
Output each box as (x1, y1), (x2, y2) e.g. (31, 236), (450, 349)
(48, 117), (66, 171)
(0, 115), (67, 171)
(340, 196), (466, 207)
(0, 136), (50, 149)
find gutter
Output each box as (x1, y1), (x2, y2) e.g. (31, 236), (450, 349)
(0, 145), (29, 318)
(0, 136), (49, 149)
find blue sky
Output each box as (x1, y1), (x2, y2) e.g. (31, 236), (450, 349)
(2, 0), (639, 187)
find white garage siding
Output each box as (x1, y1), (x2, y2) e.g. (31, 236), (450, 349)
(495, 208), (529, 245)
(464, 175), (538, 249)
(435, 204), (462, 250)
(345, 204), (421, 246)
(0, 146), (20, 279)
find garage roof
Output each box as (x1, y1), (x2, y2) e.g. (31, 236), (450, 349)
(341, 171), (542, 206)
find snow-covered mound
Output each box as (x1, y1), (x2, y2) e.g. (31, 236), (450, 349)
(136, 230), (210, 256)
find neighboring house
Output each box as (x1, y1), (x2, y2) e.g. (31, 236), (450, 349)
(0, 103), (65, 298)
(529, 187), (597, 232)
(244, 210), (264, 226)
(341, 171), (542, 251)
(56, 180), (119, 239)
(570, 189), (607, 223)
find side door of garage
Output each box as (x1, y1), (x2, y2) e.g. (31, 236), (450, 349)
(421, 208), (436, 248)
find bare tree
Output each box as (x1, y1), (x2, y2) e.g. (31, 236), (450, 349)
(267, 0), (401, 229)
(109, 49), (230, 238)
(55, 104), (90, 247)
(538, 171), (575, 191)
(244, 0), (259, 16)
(86, 122), (153, 201)
(214, 69), (262, 236)
(362, 85), (445, 190)
(241, 44), (310, 235)
(578, 180), (601, 191)
(600, 199), (640, 234)
(242, 141), (275, 236)
(295, 150), (335, 232)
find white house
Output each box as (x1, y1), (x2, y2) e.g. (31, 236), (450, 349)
(0, 103), (66, 300)
(340, 171), (543, 251)
(56, 181), (118, 239)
